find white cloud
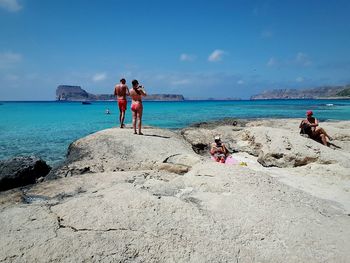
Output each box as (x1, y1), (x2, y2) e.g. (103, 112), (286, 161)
(237, 80), (244, 85)
(296, 76), (304, 82)
(208, 49), (226, 62)
(92, 72), (107, 82)
(295, 52), (312, 66)
(0, 51), (22, 68)
(0, 0), (22, 12)
(267, 57), (278, 67)
(180, 53), (195, 62)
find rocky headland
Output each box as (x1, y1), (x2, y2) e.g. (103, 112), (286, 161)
(1, 119), (350, 262)
(251, 84), (350, 99)
(56, 85), (185, 101)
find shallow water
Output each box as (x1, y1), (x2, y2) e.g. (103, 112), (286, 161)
(1, 99), (349, 165)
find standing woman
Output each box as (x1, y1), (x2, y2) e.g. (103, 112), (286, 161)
(130, 79), (147, 135)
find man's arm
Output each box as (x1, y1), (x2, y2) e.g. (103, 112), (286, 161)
(313, 118), (319, 127)
(126, 86), (130, 96)
(309, 118), (319, 127)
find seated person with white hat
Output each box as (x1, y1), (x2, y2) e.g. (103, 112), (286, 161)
(210, 136), (229, 163)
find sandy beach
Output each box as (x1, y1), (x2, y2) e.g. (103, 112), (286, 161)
(1, 118), (350, 262)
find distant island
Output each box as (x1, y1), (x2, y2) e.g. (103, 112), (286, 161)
(56, 85), (185, 101)
(251, 84), (350, 100)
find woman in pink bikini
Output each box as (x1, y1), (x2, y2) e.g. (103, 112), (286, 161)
(130, 79), (147, 135)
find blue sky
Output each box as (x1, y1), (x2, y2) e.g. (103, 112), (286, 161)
(0, 0), (350, 100)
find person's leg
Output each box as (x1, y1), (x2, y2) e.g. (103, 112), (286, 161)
(316, 127), (332, 142)
(322, 129), (332, 141)
(119, 110), (122, 127)
(121, 110), (125, 128)
(132, 110), (137, 134)
(320, 134), (328, 146)
(137, 107), (143, 135)
(317, 127), (331, 139)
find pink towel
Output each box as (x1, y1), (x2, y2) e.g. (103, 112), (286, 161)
(211, 155), (238, 165)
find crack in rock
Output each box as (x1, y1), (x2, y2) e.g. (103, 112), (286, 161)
(0, 254), (20, 262)
(162, 154), (181, 163)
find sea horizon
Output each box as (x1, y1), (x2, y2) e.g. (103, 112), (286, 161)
(1, 97), (350, 103)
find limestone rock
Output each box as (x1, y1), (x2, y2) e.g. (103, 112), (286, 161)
(240, 126), (350, 168)
(48, 127), (201, 179)
(1, 120), (350, 262)
(181, 119), (350, 168)
(1, 167), (349, 262)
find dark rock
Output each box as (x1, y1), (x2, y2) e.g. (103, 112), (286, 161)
(191, 143), (209, 154)
(56, 85), (92, 101)
(0, 156), (51, 191)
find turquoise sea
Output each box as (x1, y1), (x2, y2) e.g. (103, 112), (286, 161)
(1, 99), (350, 166)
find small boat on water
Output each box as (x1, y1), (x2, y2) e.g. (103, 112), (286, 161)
(326, 103), (334, 106)
(82, 101), (92, 105)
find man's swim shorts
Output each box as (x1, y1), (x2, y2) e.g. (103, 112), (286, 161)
(118, 99), (127, 111)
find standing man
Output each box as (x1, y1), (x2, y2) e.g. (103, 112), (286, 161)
(114, 78), (130, 128)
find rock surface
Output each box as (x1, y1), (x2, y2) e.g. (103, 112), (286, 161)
(182, 118), (350, 168)
(0, 156), (51, 191)
(1, 165), (349, 262)
(47, 128), (201, 179)
(182, 118), (350, 211)
(1, 121), (350, 262)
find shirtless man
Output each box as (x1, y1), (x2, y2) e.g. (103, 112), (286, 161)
(114, 78), (130, 128)
(299, 110), (331, 146)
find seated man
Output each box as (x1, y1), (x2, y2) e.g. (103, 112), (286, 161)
(210, 136), (229, 163)
(299, 110), (331, 146)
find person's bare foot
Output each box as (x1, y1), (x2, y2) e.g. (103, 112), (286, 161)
(138, 132), (143, 135)
(134, 131), (137, 134)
